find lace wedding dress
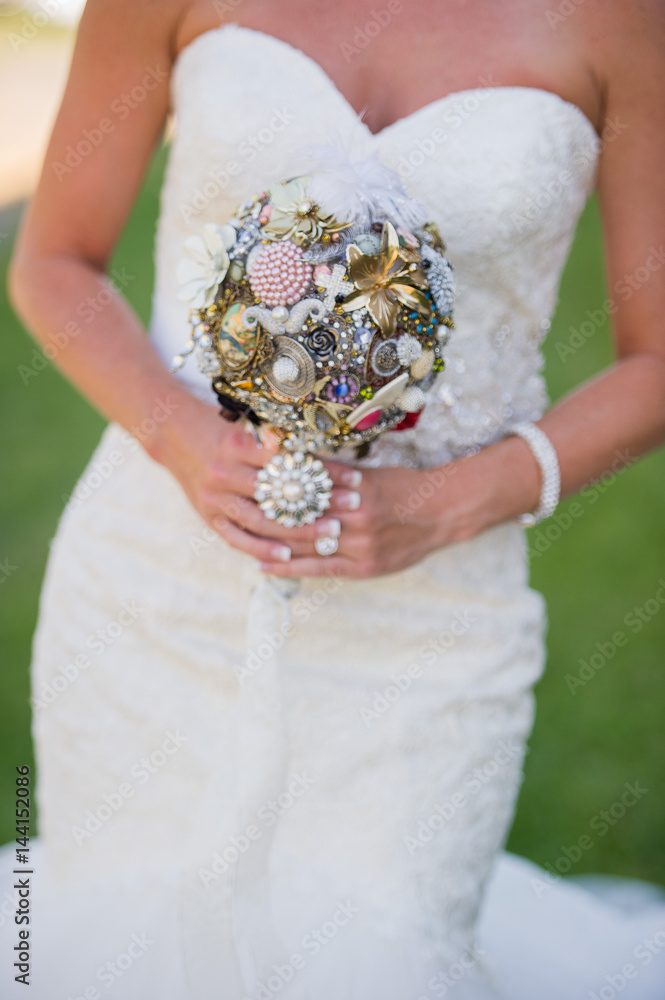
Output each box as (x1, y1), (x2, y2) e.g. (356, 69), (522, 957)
(2, 24), (664, 1000)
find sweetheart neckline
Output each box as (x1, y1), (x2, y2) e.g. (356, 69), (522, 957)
(172, 21), (602, 147)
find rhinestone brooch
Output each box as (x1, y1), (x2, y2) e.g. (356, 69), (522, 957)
(254, 451), (333, 527)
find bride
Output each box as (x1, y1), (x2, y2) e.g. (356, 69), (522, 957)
(3, 0), (665, 997)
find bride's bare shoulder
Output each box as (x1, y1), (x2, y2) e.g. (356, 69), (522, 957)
(78, 0), (190, 61)
(577, 0), (665, 88)
(598, 0), (665, 47)
(172, 0), (242, 56)
(11, 0), (194, 272)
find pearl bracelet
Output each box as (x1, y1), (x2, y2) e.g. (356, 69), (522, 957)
(507, 422), (561, 527)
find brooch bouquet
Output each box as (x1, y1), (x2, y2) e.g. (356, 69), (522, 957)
(172, 146), (454, 527)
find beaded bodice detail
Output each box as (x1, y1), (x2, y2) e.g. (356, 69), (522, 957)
(149, 23), (600, 469)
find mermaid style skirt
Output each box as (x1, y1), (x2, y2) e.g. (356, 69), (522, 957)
(1, 424), (664, 999)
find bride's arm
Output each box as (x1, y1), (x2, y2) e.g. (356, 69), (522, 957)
(8, 0), (354, 564)
(9, 0), (194, 444)
(483, 3), (665, 528)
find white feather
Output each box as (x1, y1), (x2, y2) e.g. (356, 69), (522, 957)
(294, 127), (427, 230)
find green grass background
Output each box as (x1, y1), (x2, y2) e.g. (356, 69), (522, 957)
(1, 146), (663, 883)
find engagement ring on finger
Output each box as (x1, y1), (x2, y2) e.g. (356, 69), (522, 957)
(314, 536), (339, 557)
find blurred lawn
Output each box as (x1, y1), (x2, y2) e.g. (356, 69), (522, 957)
(0, 147), (663, 883)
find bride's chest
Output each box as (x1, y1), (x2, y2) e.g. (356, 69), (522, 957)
(167, 26), (600, 264)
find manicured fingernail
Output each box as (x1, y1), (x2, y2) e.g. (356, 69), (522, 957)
(272, 545), (291, 562)
(341, 469), (363, 488)
(338, 491), (361, 511)
(318, 518), (341, 538)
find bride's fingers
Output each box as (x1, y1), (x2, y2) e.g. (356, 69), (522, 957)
(214, 464), (264, 500)
(224, 425), (281, 468)
(258, 555), (354, 578)
(225, 467), (362, 515)
(211, 513), (341, 562)
(235, 507), (345, 544)
(323, 460), (364, 491)
(328, 487), (363, 513)
(229, 433), (365, 490)
(211, 459), (354, 502)
(210, 516), (294, 564)
(219, 489), (366, 543)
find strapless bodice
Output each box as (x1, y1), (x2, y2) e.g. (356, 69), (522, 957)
(149, 23), (600, 468)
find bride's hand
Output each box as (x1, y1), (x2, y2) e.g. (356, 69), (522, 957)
(151, 393), (364, 564)
(254, 462), (463, 578)
(257, 434), (543, 578)
(155, 396), (541, 577)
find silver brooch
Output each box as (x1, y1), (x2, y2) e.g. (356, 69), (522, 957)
(254, 451), (333, 527)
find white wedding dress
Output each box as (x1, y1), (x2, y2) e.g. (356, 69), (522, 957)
(2, 24), (665, 1000)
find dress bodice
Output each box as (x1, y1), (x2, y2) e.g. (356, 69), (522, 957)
(149, 23), (600, 468)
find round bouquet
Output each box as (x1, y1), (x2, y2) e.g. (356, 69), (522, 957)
(172, 146), (454, 527)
